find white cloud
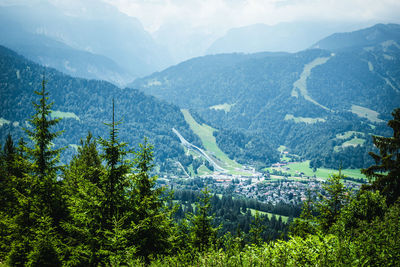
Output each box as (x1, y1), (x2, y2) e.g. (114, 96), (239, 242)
(103, 0), (400, 33)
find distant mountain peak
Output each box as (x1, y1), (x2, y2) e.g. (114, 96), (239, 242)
(311, 23), (400, 51)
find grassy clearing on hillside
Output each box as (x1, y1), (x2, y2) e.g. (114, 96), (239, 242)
(334, 137), (366, 152)
(181, 109), (242, 171)
(284, 114), (326, 124)
(209, 103), (235, 112)
(197, 164), (213, 176)
(351, 104), (384, 123)
(249, 208), (289, 223)
(266, 160), (365, 180)
(336, 131), (365, 139)
(51, 110), (80, 120)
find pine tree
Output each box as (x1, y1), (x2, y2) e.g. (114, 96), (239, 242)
(316, 173), (349, 233)
(98, 99), (131, 226)
(96, 100), (134, 264)
(62, 132), (105, 266)
(362, 108), (400, 205)
(7, 77), (64, 266)
(25, 77), (64, 218)
(188, 187), (219, 252)
(131, 138), (175, 263)
(289, 190), (317, 238)
(249, 211), (265, 245)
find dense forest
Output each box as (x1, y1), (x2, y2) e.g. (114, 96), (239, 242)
(0, 45), (204, 175)
(132, 25), (400, 169)
(1, 77), (399, 266)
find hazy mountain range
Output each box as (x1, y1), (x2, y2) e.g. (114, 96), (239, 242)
(0, 1), (386, 87)
(0, 1), (399, 172)
(131, 23), (400, 169)
(0, 2), (170, 86)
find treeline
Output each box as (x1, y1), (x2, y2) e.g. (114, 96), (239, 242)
(173, 190), (293, 241)
(214, 129), (280, 167)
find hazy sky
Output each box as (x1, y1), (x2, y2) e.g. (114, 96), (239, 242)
(102, 0), (400, 33)
(1, 0), (400, 34)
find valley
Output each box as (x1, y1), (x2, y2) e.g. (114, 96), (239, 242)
(168, 109), (365, 208)
(1, 1), (399, 264)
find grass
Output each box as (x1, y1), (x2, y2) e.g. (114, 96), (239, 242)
(334, 137), (366, 152)
(197, 164), (213, 176)
(284, 114), (326, 124)
(51, 110), (80, 120)
(351, 104), (384, 123)
(209, 103), (235, 112)
(336, 131), (365, 139)
(342, 137), (365, 147)
(249, 208), (289, 223)
(266, 160), (366, 180)
(181, 109), (242, 172)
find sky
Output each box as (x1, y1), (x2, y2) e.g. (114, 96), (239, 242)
(101, 0), (400, 33)
(1, 0), (400, 35)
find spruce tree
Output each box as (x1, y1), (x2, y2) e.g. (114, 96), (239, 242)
(131, 138), (175, 263)
(362, 108), (400, 205)
(188, 187), (218, 252)
(98, 99), (130, 226)
(62, 132), (105, 266)
(316, 173), (349, 233)
(25, 77), (64, 218)
(7, 77), (64, 266)
(249, 211), (265, 245)
(97, 100), (134, 264)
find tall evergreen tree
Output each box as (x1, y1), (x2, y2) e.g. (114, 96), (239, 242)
(7, 77), (64, 266)
(362, 108), (400, 205)
(25, 77), (64, 217)
(98, 99), (131, 226)
(62, 132), (105, 266)
(131, 138), (175, 263)
(316, 173), (349, 233)
(96, 100), (136, 264)
(188, 187), (219, 252)
(249, 211), (266, 245)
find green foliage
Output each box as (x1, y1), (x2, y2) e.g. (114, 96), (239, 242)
(3, 78), (65, 265)
(316, 173), (350, 232)
(62, 132), (105, 266)
(26, 216), (61, 267)
(249, 211), (265, 245)
(362, 108), (400, 205)
(289, 192), (317, 238)
(0, 45), (201, 174)
(334, 190), (387, 237)
(130, 138), (175, 263)
(187, 188), (219, 252)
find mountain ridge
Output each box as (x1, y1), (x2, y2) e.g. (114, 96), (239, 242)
(0, 45), (202, 175)
(131, 23), (400, 169)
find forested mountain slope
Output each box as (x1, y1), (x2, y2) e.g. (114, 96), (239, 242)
(131, 24), (400, 169)
(0, 45), (200, 172)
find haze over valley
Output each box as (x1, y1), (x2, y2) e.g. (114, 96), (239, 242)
(1, 1), (400, 265)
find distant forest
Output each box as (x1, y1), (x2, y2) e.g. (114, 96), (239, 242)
(1, 79), (399, 266)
